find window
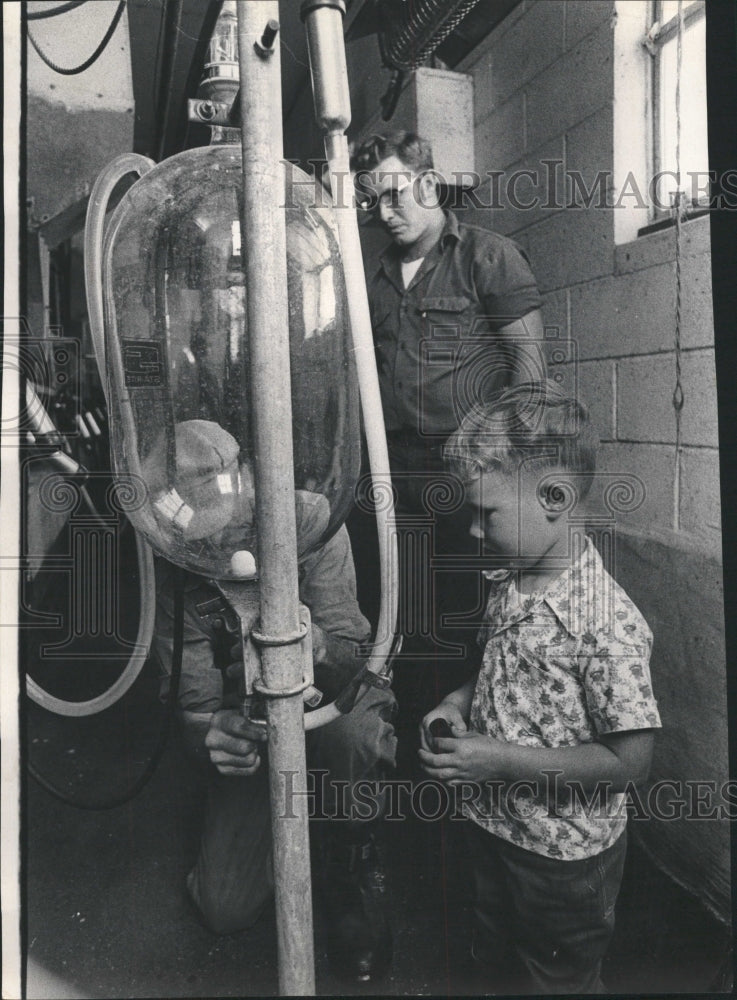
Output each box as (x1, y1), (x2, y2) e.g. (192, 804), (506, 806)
(647, 0), (708, 218)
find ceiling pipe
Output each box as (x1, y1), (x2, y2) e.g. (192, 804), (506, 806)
(378, 0), (482, 71)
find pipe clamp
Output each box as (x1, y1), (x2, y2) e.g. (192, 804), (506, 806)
(250, 621), (308, 647)
(253, 673), (313, 699)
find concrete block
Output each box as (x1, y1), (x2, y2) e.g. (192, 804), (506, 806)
(614, 215), (711, 275)
(482, 1), (566, 110)
(478, 204), (520, 238)
(612, 529), (728, 916)
(617, 350), (718, 449)
(458, 1), (531, 78)
(468, 54), (496, 125)
(355, 69), (474, 188)
(526, 22), (613, 150)
(475, 93), (526, 171)
(452, 178), (515, 236)
(595, 442), (675, 532)
(570, 264), (677, 359)
(565, 0), (615, 49)
(680, 448), (723, 548)
(541, 288), (569, 338)
(565, 107), (614, 198)
(617, 354), (676, 444)
(577, 359), (615, 440)
(510, 229), (533, 260)
(475, 137), (567, 237)
(680, 350), (720, 448)
(680, 254), (715, 350)
(526, 206), (613, 292)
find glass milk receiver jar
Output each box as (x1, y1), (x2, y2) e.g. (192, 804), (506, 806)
(99, 145), (360, 579)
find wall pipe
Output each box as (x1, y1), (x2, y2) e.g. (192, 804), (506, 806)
(301, 0), (399, 692)
(235, 3), (315, 995)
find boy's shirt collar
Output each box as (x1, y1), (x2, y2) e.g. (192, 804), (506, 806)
(481, 537), (610, 640)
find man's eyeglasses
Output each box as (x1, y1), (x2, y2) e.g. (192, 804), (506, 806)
(356, 174), (418, 215)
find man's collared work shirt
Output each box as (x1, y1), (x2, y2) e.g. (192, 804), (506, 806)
(369, 212), (542, 437)
(467, 539), (662, 860)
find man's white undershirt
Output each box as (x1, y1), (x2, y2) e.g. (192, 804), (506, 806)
(401, 257), (424, 288)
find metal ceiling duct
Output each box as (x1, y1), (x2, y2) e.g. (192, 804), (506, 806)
(377, 0), (482, 71)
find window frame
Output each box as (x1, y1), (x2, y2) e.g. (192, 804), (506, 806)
(647, 0), (708, 223)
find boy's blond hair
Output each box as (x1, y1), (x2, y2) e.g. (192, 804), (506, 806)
(444, 380), (599, 499)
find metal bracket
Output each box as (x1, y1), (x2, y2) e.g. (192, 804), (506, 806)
(187, 98), (236, 127)
(642, 23), (660, 57)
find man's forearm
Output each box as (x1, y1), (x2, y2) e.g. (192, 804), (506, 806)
(497, 309), (546, 385)
(180, 709), (215, 761)
(311, 624), (367, 701)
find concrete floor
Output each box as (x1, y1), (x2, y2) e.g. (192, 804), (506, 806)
(23, 657), (732, 999)
(19, 512), (732, 996)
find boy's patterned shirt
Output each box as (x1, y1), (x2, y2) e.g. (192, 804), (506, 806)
(467, 537), (661, 860)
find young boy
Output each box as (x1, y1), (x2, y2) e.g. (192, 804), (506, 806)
(419, 381), (661, 995)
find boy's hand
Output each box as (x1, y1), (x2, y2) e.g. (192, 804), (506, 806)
(419, 703), (468, 753)
(418, 730), (507, 784)
(205, 708), (268, 776)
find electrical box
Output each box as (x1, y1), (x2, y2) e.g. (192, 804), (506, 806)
(351, 67), (475, 187)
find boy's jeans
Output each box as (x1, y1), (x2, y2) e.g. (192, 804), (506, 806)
(466, 820), (627, 995)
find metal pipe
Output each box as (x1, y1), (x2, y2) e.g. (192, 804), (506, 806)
(301, 0), (399, 686)
(378, 0), (482, 72)
(236, 4), (315, 995)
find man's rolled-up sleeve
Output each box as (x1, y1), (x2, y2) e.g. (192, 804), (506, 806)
(298, 525), (371, 644)
(475, 238), (542, 327)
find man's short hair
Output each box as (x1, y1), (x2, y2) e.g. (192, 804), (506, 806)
(350, 131), (434, 174)
(444, 380), (600, 499)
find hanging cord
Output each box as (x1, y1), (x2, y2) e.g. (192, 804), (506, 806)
(27, 0), (126, 76)
(672, 0), (685, 526)
(26, 2), (87, 20)
(27, 566), (185, 810)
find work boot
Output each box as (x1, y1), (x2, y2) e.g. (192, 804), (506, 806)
(319, 830), (393, 983)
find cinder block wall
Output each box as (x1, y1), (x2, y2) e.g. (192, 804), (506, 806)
(283, 0), (730, 920)
(457, 0), (728, 919)
(458, 0), (720, 556)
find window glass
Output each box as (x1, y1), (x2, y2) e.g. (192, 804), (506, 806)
(653, 2), (708, 214)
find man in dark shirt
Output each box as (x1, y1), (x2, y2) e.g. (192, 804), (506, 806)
(350, 132), (544, 703)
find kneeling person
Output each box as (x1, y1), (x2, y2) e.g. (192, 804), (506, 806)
(152, 420), (396, 984)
